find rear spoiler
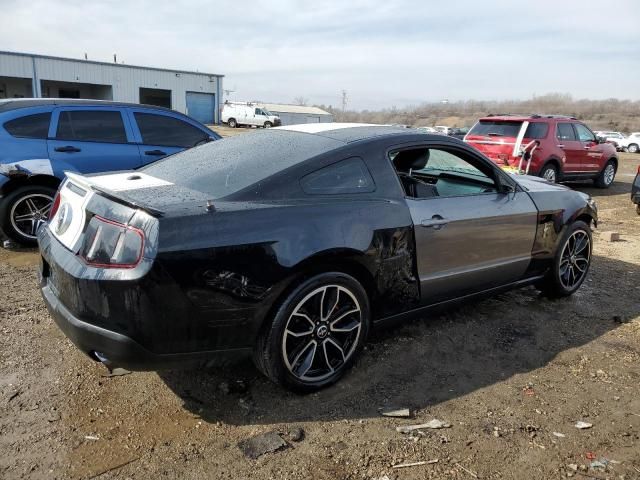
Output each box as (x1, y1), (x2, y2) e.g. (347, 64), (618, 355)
(64, 171), (165, 217)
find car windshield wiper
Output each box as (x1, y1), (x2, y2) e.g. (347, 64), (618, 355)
(486, 132), (503, 136)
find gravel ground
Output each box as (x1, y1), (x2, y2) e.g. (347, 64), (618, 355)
(1, 152), (639, 480)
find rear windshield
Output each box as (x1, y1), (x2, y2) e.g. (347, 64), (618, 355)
(141, 130), (341, 199)
(469, 120), (548, 139)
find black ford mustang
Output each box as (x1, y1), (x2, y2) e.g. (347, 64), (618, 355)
(39, 124), (597, 391)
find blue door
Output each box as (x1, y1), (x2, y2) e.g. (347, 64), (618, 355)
(186, 92), (215, 124)
(48, 107), (142, 174)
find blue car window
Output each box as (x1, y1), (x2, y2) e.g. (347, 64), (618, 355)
(4, 112), (51, 139)
(134, 113), (208, 148)
(56, 110), (127, 143)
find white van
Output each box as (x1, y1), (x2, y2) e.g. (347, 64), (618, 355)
(221, 102), (281, 128)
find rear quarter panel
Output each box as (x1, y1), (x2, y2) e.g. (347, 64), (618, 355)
(154, 197), (420, 350)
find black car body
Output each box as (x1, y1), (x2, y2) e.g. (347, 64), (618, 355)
(39, 124), (597, 391)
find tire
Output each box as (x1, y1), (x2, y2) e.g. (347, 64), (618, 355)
(0, 185), (56, 246)
(263, 121), (273, 129)
(227, 118), (237, 128)
(539, 163), (558, 183)
(253, 272), (370, 392)
(537, 220), (592, 298)
(594, 160), (616, 188)
(627, 143), (639, 154)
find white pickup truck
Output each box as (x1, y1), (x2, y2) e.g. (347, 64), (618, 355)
(221, 102), (281, 128)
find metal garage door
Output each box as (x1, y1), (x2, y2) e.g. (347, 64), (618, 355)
(186, 92), (215, 124)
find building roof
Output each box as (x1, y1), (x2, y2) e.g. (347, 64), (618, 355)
(0, 98), (176, 113)
(259, 103), (332, 116)
(0, 50), (224, 78)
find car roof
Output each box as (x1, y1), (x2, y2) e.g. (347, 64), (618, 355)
(479, 114), (577, 122)
(0, 98), (175, 114)
(275, 123), (425, 143)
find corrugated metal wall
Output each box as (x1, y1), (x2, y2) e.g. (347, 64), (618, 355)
(0, 52), (223, 122)
(271, 111), (334, 126)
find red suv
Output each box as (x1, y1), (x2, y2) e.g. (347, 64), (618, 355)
(464, 114), (618, 188)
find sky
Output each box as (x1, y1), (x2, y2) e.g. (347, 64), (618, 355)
(1, 0), (639, 110)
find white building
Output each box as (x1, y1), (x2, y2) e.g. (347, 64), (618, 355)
(258, 103), (333, 125)
(0, 51), (223, 124)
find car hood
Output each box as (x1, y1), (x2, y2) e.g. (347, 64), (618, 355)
(511, 174), (570, 192)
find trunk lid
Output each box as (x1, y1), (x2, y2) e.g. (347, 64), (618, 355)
(464, 120), (525, 169)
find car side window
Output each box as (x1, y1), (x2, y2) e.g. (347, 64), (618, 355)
(134, 113), (208, 148)
(3, 113), (51, 139)
(574, 124), (596, 142)
(56, 110), (127, 143)
(556, 123), (576, 141)
(301, 157), (375, 194)
(390, 147), (498, 199)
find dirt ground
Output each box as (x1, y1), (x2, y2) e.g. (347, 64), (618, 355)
(1, 150), (639, 480)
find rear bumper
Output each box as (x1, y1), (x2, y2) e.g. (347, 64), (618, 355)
(41, 281), (251, 370)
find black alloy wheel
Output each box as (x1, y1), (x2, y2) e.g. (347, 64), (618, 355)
(254, 272), (370, 392)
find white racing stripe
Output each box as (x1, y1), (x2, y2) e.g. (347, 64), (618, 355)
(83, 172), (173, 191)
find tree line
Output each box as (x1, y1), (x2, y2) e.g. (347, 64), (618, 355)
(315, 93), (640, 133)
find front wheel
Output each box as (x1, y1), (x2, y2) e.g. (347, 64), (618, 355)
(594, 160), (616, 188)
(0, 185), (56, 246)
(628, 143), (639, 154)
(254, 272), (370, 392)
(537, 220), (592, 298)
(227, 118), (237, 128)
(263, 121), (273, 128)
(539, 163), (558, 183)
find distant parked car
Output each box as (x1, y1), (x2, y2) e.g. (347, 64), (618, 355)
(416, 126), (437, 133)
(620, 132), (640, 154)
(448, 127), (469, 140)
(594, 131), (626, 150)
(434, 125), (452, 135)
(221, 102), (281, 129)
(0, 98), (220, 245)
(465, 114), (618, 187)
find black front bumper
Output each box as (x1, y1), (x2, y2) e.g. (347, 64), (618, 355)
(41, 278), (251, 371)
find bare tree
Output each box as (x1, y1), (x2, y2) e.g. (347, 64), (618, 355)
(293, 96), (308, 106)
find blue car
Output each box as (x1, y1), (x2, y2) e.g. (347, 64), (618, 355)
(0, 99), (220, 245)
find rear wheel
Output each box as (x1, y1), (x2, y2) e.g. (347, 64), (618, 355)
(254, 272), (370, 392)
(537, 220), (592, 298)
(627, 143), (639, 154)
(0, 185), (56, 246)
(594, 160), (616, 188)
(539, 163), (558, 183)
(228, 118), (237, 128)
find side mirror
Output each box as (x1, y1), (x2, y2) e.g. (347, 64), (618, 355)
(596, 136), (607, 144)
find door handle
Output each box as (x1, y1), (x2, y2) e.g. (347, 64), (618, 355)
(420, 216), (449, 229)
(144, 150), (166, 156)
(556, 144), (565, 149)
(54, 145), (81, 153)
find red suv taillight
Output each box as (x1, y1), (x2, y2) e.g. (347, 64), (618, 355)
(79, 216), (144, 268)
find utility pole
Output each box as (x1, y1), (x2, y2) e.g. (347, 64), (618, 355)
(341, 90), (348, 112)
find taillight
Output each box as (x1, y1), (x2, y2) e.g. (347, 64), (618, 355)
(49, 192), (61, 221)
(79, 216), (144, 268)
